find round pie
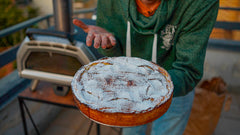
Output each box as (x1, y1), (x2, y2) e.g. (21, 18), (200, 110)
(71, 57), (173, 127)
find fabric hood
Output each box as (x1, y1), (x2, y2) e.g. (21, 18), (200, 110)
(125, 0), (178, 35)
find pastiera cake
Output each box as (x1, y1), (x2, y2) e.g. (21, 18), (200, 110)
(71, 57), (173, 127)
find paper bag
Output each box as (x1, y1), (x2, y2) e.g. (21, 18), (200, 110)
(183, 77), (230, 135)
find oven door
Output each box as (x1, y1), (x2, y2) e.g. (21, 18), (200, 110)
(17, 38), (96, 86)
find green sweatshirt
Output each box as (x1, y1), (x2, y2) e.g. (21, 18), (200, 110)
(96, 0), (219, 97)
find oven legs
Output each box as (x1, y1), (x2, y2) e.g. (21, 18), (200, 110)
(30, 80), (39, 91)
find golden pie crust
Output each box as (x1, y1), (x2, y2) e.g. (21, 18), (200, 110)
(72, 57), (173, 127)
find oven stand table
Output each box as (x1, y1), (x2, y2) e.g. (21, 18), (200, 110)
(18, 81), (121, 135)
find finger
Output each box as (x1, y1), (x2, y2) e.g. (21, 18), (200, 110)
(101, 35), (108, 49)
(86, 33), (94, 46)
(94, 35), (101, 49)
(106, 41), (113, 49)
(108, 35), (116, 46)
(73, 19), (89, 32)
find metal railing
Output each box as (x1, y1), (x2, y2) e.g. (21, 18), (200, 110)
(219, 7), (240, 11)
(208, 7), (240, 51)
(0, 15), (52, 38)
(0, 8), (95, 38)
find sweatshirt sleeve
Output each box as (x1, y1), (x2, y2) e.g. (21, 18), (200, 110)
(168, 0), (219, 97)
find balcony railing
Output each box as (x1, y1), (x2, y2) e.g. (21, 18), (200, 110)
(208, 7), (240, 52)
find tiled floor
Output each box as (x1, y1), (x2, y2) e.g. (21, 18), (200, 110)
(42, 92), (240, 135)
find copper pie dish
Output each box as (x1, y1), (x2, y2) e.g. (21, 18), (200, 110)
(71, 57), (173, 127)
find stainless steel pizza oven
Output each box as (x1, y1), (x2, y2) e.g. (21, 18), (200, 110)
(16, 0), (97, 94)
(17, 39), (96, 86)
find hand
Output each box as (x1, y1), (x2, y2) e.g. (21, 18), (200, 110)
(73, 19), (116, 49)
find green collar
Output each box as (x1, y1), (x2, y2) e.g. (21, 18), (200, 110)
(126, 0), (177, 35)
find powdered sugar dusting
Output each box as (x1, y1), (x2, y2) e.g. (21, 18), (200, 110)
(72, 57), (173, 113)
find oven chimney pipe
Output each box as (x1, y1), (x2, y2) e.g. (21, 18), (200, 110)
(52, 0), (73, 34)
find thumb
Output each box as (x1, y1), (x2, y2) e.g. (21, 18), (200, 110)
(73, 19), (89, 33)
